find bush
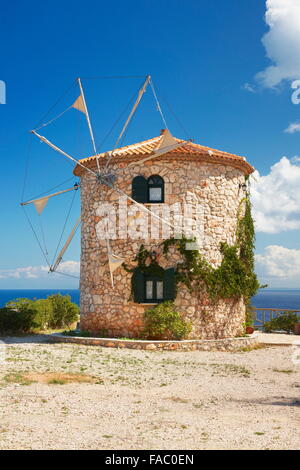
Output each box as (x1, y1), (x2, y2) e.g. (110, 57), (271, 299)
(62, 329), (91, 337)
(6, 298), (53, 330)
(142, 301), (192, 340)
(47, 294), (79, 328)
(32, 299), (53, 329)
(2, 294), (79, 333)
(263, 312), (299, 334)
(0, 307), (37, 334)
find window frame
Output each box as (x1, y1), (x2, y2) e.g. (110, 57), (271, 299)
(147, 175), (164, 203)
(143, 275), (164, 303)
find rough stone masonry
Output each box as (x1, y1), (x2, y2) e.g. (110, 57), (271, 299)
(74, 131), (254, 339)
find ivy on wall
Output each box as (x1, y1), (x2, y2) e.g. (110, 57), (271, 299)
(123, 192), (262, 305)
(161, 194), (261, 303)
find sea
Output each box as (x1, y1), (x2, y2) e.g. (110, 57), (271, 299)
(0, 289), (300, 311)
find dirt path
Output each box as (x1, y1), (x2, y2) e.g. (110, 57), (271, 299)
(0, 337), (299, 450)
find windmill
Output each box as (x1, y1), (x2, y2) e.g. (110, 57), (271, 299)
(21, 75), (191, 287)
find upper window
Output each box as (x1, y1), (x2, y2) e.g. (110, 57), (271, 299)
(148, 175), (164, 203)
(132, 175), (165, 204)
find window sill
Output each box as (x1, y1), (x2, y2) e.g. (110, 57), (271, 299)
(144, 203), (166, 206)
(140, 303), (159, 305)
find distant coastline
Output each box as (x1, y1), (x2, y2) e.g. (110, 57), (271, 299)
(0, 288), (300, 310)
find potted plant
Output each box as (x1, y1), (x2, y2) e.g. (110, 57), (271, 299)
(246, 326), (255, 335)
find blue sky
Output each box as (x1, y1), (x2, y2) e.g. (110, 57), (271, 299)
(1, 0), (300, 288)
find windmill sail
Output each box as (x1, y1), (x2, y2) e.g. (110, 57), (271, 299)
(33, 197), (49, 215)
(21, 185), (79, 215)
(72, 95), (86, 114)
(50, 217), (81, 273)
(128, 131), (191, 167)
(108, 254), (125, 273)
(24, 75), (188, 287)
(105, 237), (125, 288)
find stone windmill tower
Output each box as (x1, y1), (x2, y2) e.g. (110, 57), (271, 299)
(74, 129), (255, 340)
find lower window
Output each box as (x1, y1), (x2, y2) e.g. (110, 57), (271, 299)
(145, 278), (164, 303)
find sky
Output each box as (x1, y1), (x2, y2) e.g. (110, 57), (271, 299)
(0, 0), (300, 289)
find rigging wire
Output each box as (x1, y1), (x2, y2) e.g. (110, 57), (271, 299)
(95, 91), (136, 153)
(38, 215), (49, 256)
(150, 79), (169, 130)
(80, 75), (146, 80)
(52, 270), (80, 280)
(51, 189), (78, 267)
(33, 105), (73, 132)
(33, 80), (77, 130)
(23, 176), (77, 203)
(103, 76), (149, 172)
(21, 136), (33, 203)
(21, 207), (51, 268)
(117, 76), (151, 150)
(152, 82), (193, 140)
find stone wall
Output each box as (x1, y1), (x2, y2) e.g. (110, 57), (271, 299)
(79, 157), (247, 339)
(49, 333), (259, 352)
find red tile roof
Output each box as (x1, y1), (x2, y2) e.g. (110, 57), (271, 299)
(73, 131), (254, 176)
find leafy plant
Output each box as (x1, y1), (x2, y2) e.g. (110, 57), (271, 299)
(5, 297), (52, 329)
(0, 307), (37, 334)
(160, 196), (262, 303)
(142, 301), (192, 340)
(47, 294), (79, 328)
(2, 294), (79, 333)
(263, 312), (299, 334)
(245, 302), (256, 327)
(62, 329), (91, 337)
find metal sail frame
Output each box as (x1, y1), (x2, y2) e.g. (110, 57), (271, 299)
(49, 216), (81, 273)
(21, 185), (79, 210)
(25, 74), (187, 285)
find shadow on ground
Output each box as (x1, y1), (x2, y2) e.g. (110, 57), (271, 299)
(0, 334), (51, 345)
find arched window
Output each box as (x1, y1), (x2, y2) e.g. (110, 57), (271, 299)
(132, 174), (165, 203)
(147, 175), (164, 203)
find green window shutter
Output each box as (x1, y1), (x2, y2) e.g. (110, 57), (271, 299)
(132, 268), (145, 303)
(163, 268), (176, 301)
(132, 176), (148, 203)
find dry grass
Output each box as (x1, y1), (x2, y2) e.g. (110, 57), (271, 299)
(0, 337), (299, 450)
(3, 372), (98, 385)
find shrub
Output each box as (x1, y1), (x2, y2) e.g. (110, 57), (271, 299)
(142, 301), (192, 340)
(47, 294), (79, 328)
(32, 299), (53, 329)
(6, 298), (53, 330)
(244, 302), (255, 329)
(263, 312), (299, 334)
(3, 294), (79, 332)
(0, 307), (37, 334)
(62, 329), (91, 337)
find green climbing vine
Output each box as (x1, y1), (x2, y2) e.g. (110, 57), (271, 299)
(123, 191), (262, 304)
(160, 193), (261, 303)
(123, 245), (165, 301)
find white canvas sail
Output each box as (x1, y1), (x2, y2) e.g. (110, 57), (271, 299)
(33, 196), (49, 215)
(72, 95), (86, 114)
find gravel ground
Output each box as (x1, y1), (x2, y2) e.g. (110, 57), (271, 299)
(0, 336), (299, 450)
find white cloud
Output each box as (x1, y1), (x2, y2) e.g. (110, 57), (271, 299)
(251, 156), (300, 233)
(256, 245), (300, 278)
(255, 0), (300, 88)
(0, 261), (80, 280)
(284, 122), (300, 134)
(242, 83), (257, 93)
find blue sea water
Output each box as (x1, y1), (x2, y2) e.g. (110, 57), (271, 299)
(0, 289), (80, 307)
(0, 289), (300, 310)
